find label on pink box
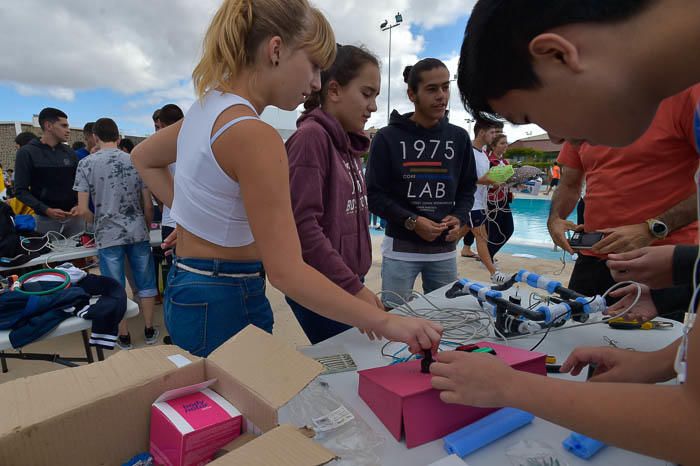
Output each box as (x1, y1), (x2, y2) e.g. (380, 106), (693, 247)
(150, 380), (242, 466)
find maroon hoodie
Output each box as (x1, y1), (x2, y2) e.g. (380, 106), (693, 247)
(286, 108), (371, 295)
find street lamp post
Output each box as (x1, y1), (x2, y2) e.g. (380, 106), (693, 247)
(380, 12), (403, 124)
(447, 74), (457, 114)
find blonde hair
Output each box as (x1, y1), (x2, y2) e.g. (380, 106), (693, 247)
(192, 0), (337, 98)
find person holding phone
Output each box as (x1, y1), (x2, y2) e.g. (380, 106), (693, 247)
(547, 87), (699, 302)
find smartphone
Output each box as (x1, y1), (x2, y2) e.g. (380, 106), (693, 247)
(568, 231), (604, 249)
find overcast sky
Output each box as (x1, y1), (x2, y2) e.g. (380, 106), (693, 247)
(0, 0), (542, 140)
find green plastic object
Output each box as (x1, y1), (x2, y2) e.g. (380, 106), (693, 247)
(487, 164), (515, 183)
(15, 268), (71, 295)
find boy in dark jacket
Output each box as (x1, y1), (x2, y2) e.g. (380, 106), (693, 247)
(366, 59), (477, 307)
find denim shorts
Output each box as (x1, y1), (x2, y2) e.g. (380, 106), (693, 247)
(381, 256), (457, 307)
(98, 241), (157, 298)
(164, 256), (273, 357)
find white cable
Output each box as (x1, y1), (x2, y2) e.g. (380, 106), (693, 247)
(674, 170), (700, 382)
(18, 230), (94, 269)
(502, 281), (643, 342)
(378, 289), (502, 344)
(377, 276), (643, 360)
(20, 230), (85, 254)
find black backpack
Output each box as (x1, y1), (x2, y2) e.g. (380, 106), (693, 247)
(0, 202), (22, 259)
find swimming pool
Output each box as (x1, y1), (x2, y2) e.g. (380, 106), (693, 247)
(369, 197), (577, 260)
(501, 197), (577, 260)
(509, 197), (577, 246)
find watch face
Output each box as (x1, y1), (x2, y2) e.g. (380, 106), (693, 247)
(653, 222), (667, 235)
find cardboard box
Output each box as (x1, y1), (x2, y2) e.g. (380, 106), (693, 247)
(358, 342), (546, 448)
(0, 325), (338, 466)
(150, 380), (243, 466)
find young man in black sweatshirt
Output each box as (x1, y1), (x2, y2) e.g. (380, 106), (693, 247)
(14, 107), (82, 236)
(366, 59), (477, 307)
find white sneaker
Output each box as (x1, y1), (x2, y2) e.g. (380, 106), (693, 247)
(490, 271), (508, 285)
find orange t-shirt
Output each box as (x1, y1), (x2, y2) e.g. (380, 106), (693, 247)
(551, 165), (561, 179)
(558, 84), (700, 257)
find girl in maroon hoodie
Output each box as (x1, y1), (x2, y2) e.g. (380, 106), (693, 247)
(285, 45), (384, 343)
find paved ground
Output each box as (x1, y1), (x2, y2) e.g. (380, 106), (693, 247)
(0, 232), (572, 383)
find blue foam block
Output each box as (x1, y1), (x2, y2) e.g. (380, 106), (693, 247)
(563, 432), (606, 459)
(443, 408), (534, 457)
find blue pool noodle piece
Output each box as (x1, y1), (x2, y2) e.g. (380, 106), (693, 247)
(443, 408), (534, 457)
(563, 432), (607, 459)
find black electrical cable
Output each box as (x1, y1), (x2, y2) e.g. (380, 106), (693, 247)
(529, 318), (557, 352)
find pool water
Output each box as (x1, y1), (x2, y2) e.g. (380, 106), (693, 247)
(369, 197), (578, 261)
(509, 198), (577, 246)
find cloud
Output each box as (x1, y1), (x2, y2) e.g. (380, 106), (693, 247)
(0, 0), (541, 138)
(15, 84), (76, 101)
(0, 1), (464, 94)
(0, 0), (217, 95)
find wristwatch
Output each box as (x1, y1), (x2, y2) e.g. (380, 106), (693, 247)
(404, 215), (418, 231)
(646, 218), (669, 239)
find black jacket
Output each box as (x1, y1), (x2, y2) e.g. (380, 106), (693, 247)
(0, 274), (126, 349)
(14, 139), (78, 215)
(366, 111), (476, 252)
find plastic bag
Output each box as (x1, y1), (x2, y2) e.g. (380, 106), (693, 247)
(281, 379), (384, 466)
(505, 440), (569, 466)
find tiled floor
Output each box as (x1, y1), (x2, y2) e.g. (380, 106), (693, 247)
(0, 236), (572, 383)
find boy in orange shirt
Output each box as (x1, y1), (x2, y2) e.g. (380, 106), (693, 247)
(548, 85), (699, 320)
(430, 2), (700, 464)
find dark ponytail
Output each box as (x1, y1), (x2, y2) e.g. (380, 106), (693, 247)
(402, 66), (413, 84)
(303, 43), (379, 113)
(404, 58), (448, 92)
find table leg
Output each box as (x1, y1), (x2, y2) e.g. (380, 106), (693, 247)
(96, 346), (105, 361)
(1, 351), (8, 373)
(80, 330), (95, 363)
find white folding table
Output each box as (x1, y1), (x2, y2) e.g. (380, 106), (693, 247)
(0, 299), (139, 373)
(304, 283), (680, 466)
(0, 229), (162, 273)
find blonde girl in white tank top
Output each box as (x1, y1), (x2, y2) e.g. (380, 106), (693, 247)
(132, 0), (442, 357)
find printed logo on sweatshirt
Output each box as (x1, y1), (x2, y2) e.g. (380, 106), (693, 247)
(344, 158), (368, 215)
(398, 138), (458, 214)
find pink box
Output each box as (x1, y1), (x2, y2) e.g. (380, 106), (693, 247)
(150, 380), (243, 466)
(358, 342), (546, 448)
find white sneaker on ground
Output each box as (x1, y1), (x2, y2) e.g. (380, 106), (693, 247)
(490, 271), (508, 285)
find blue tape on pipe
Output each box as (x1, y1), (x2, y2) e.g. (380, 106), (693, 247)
(526, 273), (541, 288)
(536, 306), (552, 323)
(546, 280), (562, 294)
(443, 408), (534, 458)
(576, 297), (592, 314)
(563, 432), (606, 459)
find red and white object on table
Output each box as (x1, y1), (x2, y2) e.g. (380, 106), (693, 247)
(150, 379), (243, 466)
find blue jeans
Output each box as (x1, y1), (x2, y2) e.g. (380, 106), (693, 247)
(381, 257), (457, 307)
(286, 276), (365, 344)
(164, 257), (273, 357)
(98, 241), (157, 298)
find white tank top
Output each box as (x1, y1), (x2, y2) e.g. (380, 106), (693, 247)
(170, 91), (260, 247)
